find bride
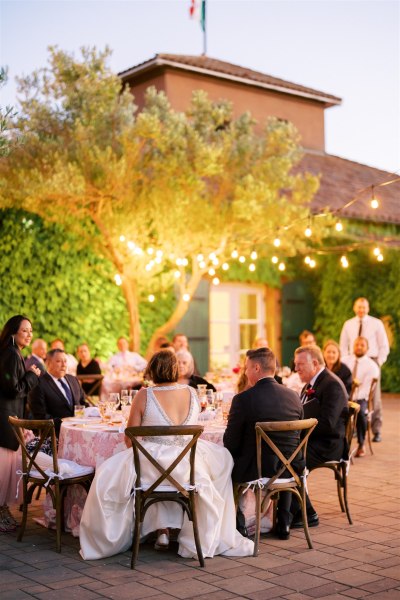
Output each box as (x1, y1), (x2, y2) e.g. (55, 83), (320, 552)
(79, 350), (253, 560)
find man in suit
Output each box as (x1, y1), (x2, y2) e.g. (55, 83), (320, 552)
(25, 338), (47, 373)
(223, 347), (304, 540)
(29, 348), (86, 437)
(340, 297), (389, 442)
(292, 345), (348, 528)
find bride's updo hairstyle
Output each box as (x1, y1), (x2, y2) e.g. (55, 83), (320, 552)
(145, 350), (179, 384)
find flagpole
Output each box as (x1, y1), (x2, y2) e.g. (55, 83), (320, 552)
(202, 0), (207, 56)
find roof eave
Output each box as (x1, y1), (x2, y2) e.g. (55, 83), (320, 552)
(119, 57), (342, 107)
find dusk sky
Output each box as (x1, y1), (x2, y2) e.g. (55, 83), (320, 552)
(1, 0), (399, 174)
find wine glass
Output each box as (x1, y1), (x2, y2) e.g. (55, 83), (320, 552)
(109, 392), (120, 409)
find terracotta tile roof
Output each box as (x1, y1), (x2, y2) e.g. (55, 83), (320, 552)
(301, 153), (400, 224)
(119, 53), (342, 107)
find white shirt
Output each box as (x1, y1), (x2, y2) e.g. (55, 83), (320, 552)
(108, 351), (147, 372)
(339, 315), (389, 366)
(341, 354), (380, 400)
(48, 373), (72, 402)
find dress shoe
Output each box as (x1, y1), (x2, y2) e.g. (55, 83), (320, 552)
(372, 433), (382, 442)
(276, 523), (290, 540)
(154, 532), (169, 550)
(355, 445), (366, 457)
(291, 512), (319, 529)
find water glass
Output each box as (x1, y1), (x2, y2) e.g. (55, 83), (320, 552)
(206, 390), (214, 406)
(74, 404), (84, 418)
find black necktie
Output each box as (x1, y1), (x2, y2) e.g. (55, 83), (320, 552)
(59, 378), (73, 407)
(358, 319), (363, 337)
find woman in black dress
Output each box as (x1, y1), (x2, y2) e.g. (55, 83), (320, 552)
(0, 315), (40, 532)
(76, 343), (102, 396)
(323, 339), (352, 395)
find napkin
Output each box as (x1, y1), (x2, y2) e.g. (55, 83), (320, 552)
(84, 407), (100, 418)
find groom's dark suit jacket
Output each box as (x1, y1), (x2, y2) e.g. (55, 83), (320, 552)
(29, 372), (85, 436)
(302, 368), (349, 467)
(223, 377), (304, 483)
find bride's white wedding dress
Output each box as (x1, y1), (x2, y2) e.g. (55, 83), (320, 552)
(79, 384), (253, 560)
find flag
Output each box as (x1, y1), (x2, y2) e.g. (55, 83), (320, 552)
(189, 0), (206, 32)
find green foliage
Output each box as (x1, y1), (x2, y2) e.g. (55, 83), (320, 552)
(298, 249), (400, 391)
(0, 209), (128, 360)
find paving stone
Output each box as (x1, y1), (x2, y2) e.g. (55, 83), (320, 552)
(360, 578), (400, 593)
(266, 571), (332, 593)
(304, 582), (350, 597)
(322, 568), (383, 587)
(149, 578), (223, 598)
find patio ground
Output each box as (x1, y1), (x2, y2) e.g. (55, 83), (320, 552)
(1, 394), (399, 600)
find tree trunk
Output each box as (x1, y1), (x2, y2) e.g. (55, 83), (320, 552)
(146, 270), (204, 357)
(121, 278), (140, 352)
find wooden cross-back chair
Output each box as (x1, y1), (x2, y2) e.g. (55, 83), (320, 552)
(237, 418), (318, 557)
(124, 425), (205, 569)
(366, 377), (378, 455)
(308, 401), (360, 525)
(8, 416), (94, 552)
(76, 374), (104, 404)
(349, 381), (360, 402)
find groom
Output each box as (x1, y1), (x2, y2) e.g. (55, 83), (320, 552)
(223, 347), (304, 540)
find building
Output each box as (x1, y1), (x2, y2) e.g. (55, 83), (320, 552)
(120, 54), (399, 371)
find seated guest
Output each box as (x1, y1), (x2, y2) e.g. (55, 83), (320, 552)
(252, 336), (269, 349)
(341, 337), (380, 457)
(76, 343), (102, 396)
(29, 348), (86, 437)
(291, 345), (348, 528)
(176, 350), (216, 392)
(50, 338), (78, 375)
(323, 339), (352, 395)
(289, 329), (317, 372)
(79, 350), (253, 560)
(172, 333), (189, 352)
(25, 338), (47, 373)
(224, 347), (304, 540)
(108, 336), (147, 373)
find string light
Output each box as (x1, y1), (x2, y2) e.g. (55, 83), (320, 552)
(155, 256), (162, 264)
(212, 277), (220, 285)
(231, 250), (238, 259)
(278, 262), (286, 271)
(340, 255), (349, 268)
(208, 267), (216, 276)
(181, 258), (189, 266)
(209, 252), (217, 261)
(309, 259), (316, 268)
(199, 260), (206, 269)
(222, 262), (229, 270)
(249, 263), (256, 272)
(114, 274), (122, 286)
(377, 254), (384, 262)
(271, 256), (279, 264)
(156, 250), (163, 258)
(197, 254), (204, 262)
(335, 221), (343, 232)
(304, 225), (312, 238)
(127, 241), (135, 250)
(273, 237), (281, 247)
(183, 293), (190, 302)
(373, 247), (381, 256)
(174, 270), (181, 278)
(370, 186), (379, 209)
(119, 235), (126, 242)
(147, 247), (154, 255)
(239, 255), (246, 263)
(304, 256), (311, 264)
(250, 250), (258, 260)
(148, 294), (155, 303)
(212, 258), (219, 266)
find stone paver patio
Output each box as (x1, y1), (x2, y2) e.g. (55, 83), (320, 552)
(1, 394), (399, 599)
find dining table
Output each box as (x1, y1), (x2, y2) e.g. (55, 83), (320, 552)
(40, 412), (272, 537)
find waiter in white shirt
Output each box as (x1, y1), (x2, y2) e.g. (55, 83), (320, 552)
(340, 297), (390, 442)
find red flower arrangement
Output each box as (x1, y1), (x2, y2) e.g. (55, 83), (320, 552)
(232, 365), (241, 374)
(305, 387), (316, 397)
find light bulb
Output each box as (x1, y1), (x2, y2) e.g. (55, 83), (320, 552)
(271, 256), (279, 264)
(335, 221), (343, 232)
(183, 293), (190, 302)
(222, 262), (229, 270)
(249, 263), (256, 272)
(119, 235), (126, 242)
(231, 250), (238, 259)
(212, 277), (220, 286)
(182, 258), (189, 266)
(278, 262), (286, 271)
(373, 247), (380, 256)
(209, 252), (217, 261)
(174, 270), (181, 278)
(304, 256), (311, 264)
(197, 254), (204, 262)
(199, 260), (206, 269)
(309, 259), (316, 268)
(156, 250), (163, 258)
(148, 294), (155, 303)
(239, 256), (246, 263)
(377, 254), (384, 262)
(370, 197), (379, 209)
(208, 267), (216, 276)
(250, 251), (258, 260)
(305, 227), (312, 238)
(114, 274), (122, 286)
(273, 238), (281, 247)
(147, 247), (154, 255)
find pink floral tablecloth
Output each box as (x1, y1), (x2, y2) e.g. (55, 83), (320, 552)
(41, 418), (272, 537)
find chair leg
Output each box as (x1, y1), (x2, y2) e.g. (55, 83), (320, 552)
(17, 484), (29, 542)
(367, 419), (374, 455)
(130, 498), (142, 569)
(336, 476), (346, 514)
(55, 487), (62, 553)
(191, 494), (205, 568)
(253, 486), (262, 557)
(341, 467), (353, 525)
(299, 488), (313, 549)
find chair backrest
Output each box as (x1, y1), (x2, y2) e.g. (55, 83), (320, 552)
(76, 374), (104, 400)
(367, 378), (378, 410)
(346, 401), (361, 448)
(255, 418), (318, 486)
(349, 381), (360, 402)
(8, 416), (59, 480)
(124, 425), (204, 497)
